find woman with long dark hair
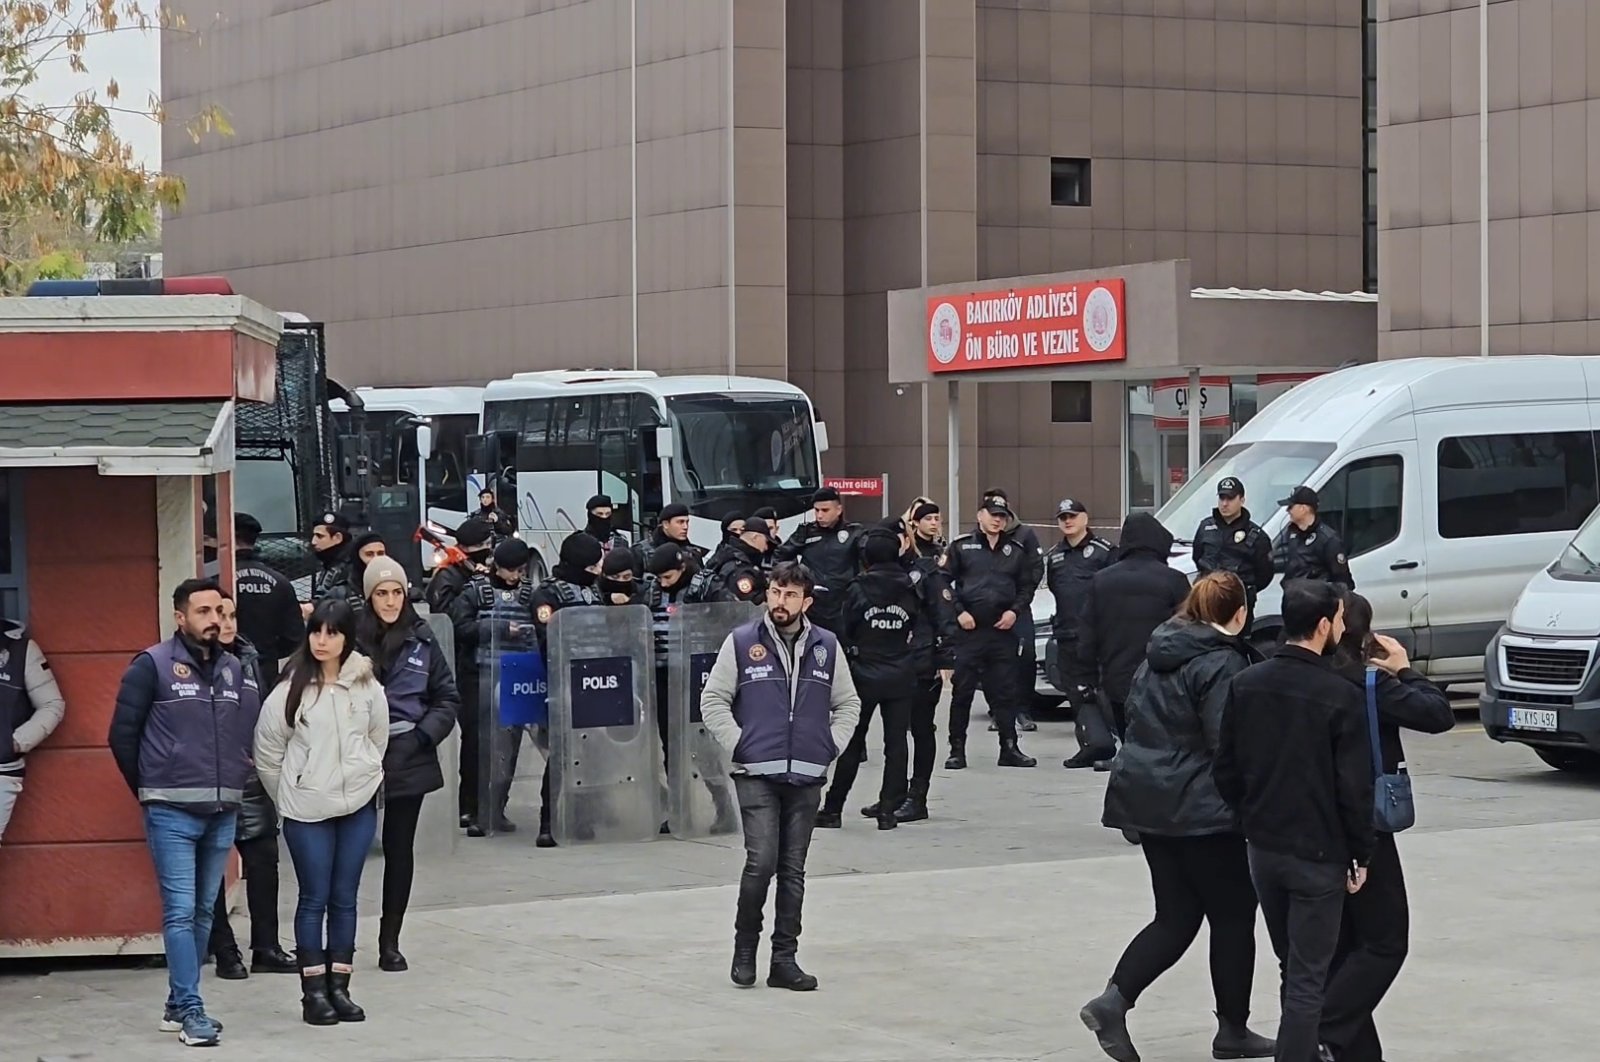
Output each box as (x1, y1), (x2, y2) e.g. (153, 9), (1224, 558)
(355, 558), (460, 973)
(1319, 592), (1453, 1062)
(1082, 572), (1274, 1062)
(254, 598), (388, 1027)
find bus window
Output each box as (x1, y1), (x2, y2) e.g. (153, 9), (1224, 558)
(664, 394), (820, 520)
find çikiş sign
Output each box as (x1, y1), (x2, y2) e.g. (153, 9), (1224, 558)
(925, 278), (1127, 373)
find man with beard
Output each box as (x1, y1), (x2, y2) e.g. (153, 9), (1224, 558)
(528, 532), (606, 847)
(699, 561), (860, 991)
(686, 518), (773, 604)
(424, 517), (494, 614)
(634, 502), (705, 574)
(584, 494), (632, 555)
(773, 488), (861, 633)
(308, 510), (356, 610)
(107, 579), (253, 1047)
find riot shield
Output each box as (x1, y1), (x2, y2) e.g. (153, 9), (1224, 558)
(472, 605), (545, 839)
(666, 602), (757, 839)
(417, 612), (460, 856)
(547, 604), (660, 845)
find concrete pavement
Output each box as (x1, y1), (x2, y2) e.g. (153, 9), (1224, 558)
(9, 708), (1600, 1061)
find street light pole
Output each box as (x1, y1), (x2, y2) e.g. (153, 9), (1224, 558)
(1479, 0), (1489, 357)
(919, 0), (930, 497)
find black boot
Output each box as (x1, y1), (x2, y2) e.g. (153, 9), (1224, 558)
(250, 945), (297, 974)
(214, 946), (248, 980)
(1064, 746), (1113, 769)
(377, 917), (408, 973)
(1212, 1014), (1275, 1059)
(814, 809), (842, 829)
(944, 739), (967, 770)
(325, 953), (365, 1022)
(998, 738), (1037, 768)
(1079, 981), (1139, 1062)
(767, 960), (818, 991)
(299, 953), (339, 1027)
(730, 936), (758, 988)
(858, 802), (880, 818)
(892, 780), (929, 823)
(876, 804), (898, 830)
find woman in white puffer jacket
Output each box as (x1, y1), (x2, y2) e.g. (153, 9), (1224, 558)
(254, 597), (388, 1028)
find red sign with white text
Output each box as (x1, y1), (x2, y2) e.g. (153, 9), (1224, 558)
(925, 278), (1127, 374)
(823, 477), (885, 497)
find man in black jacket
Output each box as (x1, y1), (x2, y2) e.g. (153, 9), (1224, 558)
(1045, 498), (1117, 767)
(583, 494), (632, 555)
(424, 517), (493, 614)
(1214, 580), (1375, 1062)
(633, 503), (705, 574)
(943, 496), (1037, 769)
(900, 502), (952, 822)
(1078, 513), (1189, 763)
(309, 509), (356, 609)
(774, 487), (862, 633)
(1274, 486), (1356, 591)
(232, 513), (304, 692)
(685, 519), (772, 604)
(1191, 477), (1274, 632)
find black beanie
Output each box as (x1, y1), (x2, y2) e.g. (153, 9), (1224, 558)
(659, 502), (690, 523)
(454, 517), (493, 548)
(720, 513), (746, 537)
(493, 537), (531, 569)
(812, 487), (841, 504)
(586, 494), (613, 512)
(602, 549), (635, 576)
(560, 531), (604, 570)
(911, 501), (940, 521)
(647, 543), (687, 575)
(860, 530), (901, 566)
(751, 506), (778, 521)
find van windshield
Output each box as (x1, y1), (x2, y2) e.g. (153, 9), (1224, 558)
(1157, 441), (1337, 542)
(1552, 511), (1600, 579)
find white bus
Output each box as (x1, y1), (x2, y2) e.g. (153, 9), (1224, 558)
(330, 386), (483, 573)
(473, 370), (828, 576)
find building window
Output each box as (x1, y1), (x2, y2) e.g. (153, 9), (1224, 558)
(1050, 381), (1092, 423)
(0, 471), (25, 620)
(1050, 158), (1091, 207)
(1362, 0), (1377, 292)
(1437, 432), (1600, 539)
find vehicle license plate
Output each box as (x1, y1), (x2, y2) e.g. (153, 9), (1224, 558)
(1507, 707), (1559, 732)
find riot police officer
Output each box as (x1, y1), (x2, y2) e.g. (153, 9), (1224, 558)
(583, 494), (632, 556)
(598, 549), (643, 605)
(448, 537), (539, 837)
(1045, 498), (1119, 768)
(1191, 476), (1274, 629)
(816, 527), (927, 831)
(942, 496), (1038, 769)
(1274, 486), (1356, 590)
(685, 519), (772, 604)
(774, 488), (862, 633)
(527, 532), (606, 848)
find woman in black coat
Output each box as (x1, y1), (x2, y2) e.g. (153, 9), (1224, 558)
(1319, 592), (1454, 1062)
(1081, 572), (1274, 1062)
(357, 559), (460, 973)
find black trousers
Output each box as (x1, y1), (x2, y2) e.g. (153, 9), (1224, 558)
(733, 776), (822, 961)
(823, 689), (913, 814)
(948, 627), (1021, 744)
(1320, 833), (1408, 1062)
(380, 794), (425, 937)
(208, 834), (282, 957)
(909, 675), (942, 787)
(1249, 846), (1349, 1062)
(1111, 833), (1259, 1025)
(1014, 609), (1036, 708)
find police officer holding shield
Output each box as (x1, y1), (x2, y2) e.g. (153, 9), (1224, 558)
(1191, 477), (1274, 633)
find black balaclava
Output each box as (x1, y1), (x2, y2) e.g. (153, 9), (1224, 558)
(585, 494), (614, 539)
(600, 549), (637, 600)
(554, 532), (603, 587)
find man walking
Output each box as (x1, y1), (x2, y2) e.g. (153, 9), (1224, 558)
(700, 561), (861, 991)
(107, 578), (254, 1047)
(1214, 580), (1374, 1062)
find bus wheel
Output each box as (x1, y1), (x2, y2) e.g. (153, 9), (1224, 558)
(527, 551), (550, 583)
(1534, 748), (1600, 775)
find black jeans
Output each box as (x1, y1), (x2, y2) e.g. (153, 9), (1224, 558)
(733, 776), (822, 962)
(208, 834), (282, 957)
(1111, 833), (1258, 1025)
(380, 794), (425, 935)
(909, 675), (941, 786)
(948, 626), (1021, 744)
(1249, 846), (1349, 1062)
(823, 690), (913, 814)
(1320, 833), (1408, 1062)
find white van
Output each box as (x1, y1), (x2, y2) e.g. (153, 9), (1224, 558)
(1154, 356), (1600, 685)
(1480, 509), (1600, 773)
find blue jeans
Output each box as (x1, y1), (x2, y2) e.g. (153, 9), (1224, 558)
(282, 802), (377, 957)
(143, 805), (237, 1016)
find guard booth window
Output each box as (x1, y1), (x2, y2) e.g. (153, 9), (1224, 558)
(0, 472), (26, 620)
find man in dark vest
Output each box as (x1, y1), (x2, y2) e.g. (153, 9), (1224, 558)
(107, 578), (253, 1048)
(699, 561), (861, 992)
(0, 617), (66, 844)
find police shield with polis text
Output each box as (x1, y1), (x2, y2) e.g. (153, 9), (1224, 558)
(667, 600), (759, 838)
(547, 604), (660, 844)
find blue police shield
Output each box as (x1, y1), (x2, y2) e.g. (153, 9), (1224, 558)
(498, 651), (547, 726)
(666, 601), (759, 839)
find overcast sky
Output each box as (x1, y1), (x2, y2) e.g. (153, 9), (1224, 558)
(32, 21), (163, 167)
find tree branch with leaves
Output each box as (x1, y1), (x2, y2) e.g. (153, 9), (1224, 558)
(0, 0), (229, 291)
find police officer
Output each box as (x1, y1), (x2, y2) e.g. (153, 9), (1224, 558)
(1192, 477), (1274, 630)
(309, 510), (356, 608)
(233, 512), (305, 691)
(474, 488), (516, 535)
(424, 517), (493, 614)
(528, 532), (606, 848)
(642, 544), (692, 765)
(897, 499), (952, 822)
(634, 502), (705, 574)
(685, 518), (772, 604)
(1274, 486), (1356, 591)
(583, 494), (632, 555)
(774, 487), (862, 633)
(1044, 498), (1119, 769)
(448, 537), (540, 837)
(598, 549), (642, 605)
(979, 488), (1044, 732)
(942, 496), (1038, 769)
